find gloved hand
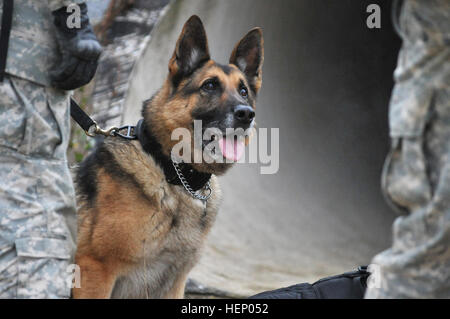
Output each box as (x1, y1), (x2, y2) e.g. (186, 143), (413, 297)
(50, 3), (102, 90)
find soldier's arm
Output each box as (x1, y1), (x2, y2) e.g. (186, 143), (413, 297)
(48, 1), (102, 90)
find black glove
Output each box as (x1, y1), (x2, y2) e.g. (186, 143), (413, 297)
(50, 3), (102, 90)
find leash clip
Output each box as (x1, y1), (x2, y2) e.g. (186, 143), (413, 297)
(86, 121), (118, 137)
(113, 125), (138, 140)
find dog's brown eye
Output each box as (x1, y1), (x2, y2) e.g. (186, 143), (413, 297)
(202, 79), (218, 92)
(240, 87), (248, 98)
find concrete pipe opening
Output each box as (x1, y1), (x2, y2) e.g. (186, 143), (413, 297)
(122, 0), (401, 297)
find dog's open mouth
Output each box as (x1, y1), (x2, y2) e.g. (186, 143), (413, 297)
(217, 135), (245, 162)
(205, 133), (246, 162)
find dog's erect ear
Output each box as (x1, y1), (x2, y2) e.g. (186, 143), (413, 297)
(169, 15), (210, 85)
(230, 28), (264, 94)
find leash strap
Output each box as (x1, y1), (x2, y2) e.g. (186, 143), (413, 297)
(70, 97), (137, 140)
(70, 97), (96, 132)
(0, 0), (13, 82)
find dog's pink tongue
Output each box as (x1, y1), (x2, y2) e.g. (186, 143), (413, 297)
(218, 137), (245, 162)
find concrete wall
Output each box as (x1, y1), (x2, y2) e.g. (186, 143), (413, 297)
(122, 0), (401, 296)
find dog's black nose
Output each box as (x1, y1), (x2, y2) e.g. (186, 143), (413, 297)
(234, 105), (255, 124)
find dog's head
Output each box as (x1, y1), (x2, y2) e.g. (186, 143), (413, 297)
(144, 15), (264, 175)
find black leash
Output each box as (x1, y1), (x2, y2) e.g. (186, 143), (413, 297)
(70, 97), (137, 140)
(0, 0), (13, 82)
(70, 98), (95, 132)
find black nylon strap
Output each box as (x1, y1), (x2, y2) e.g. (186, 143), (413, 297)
(70, 97), (95, 132)
(0, 0), (13, 82)
(136, 119), (212, 191)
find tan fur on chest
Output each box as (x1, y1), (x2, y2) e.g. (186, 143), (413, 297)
(74, 139), (221, 299)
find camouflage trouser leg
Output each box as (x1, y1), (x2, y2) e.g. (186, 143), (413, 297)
(366, 0), (450, 299)
(0, 75), (76, 298)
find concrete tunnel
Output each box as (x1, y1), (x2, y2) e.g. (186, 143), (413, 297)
(120, 0), (401, 297)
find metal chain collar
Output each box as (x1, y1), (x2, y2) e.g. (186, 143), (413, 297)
(172, 161), (212, 202)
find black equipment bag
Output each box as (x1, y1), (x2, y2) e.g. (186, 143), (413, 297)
(249, 266), (370, 299)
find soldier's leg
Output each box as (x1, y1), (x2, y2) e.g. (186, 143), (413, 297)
(0, 75), (76, 298)
(365, 0), (450, 299)
(366, 85), (450, 298)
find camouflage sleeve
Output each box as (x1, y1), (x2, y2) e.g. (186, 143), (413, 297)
(48, 0), (86, 12)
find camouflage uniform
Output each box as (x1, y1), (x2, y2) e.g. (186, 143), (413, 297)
(366, 0), (450, 298)
(0, 0), (83, 298)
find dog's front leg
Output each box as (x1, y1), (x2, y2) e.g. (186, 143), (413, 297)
(72, 255), (117, 299)
(164, 273), (188, 299)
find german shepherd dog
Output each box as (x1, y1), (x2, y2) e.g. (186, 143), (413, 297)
(73, 16), (264, 299)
